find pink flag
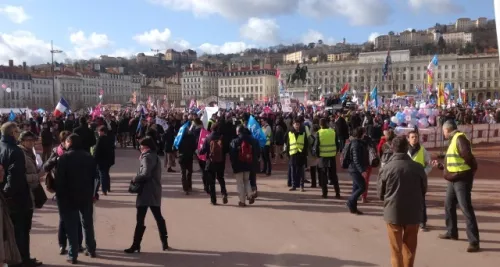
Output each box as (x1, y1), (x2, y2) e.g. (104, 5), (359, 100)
(264, 106), (271, 114)
(197, 128), (210, 161)
(92, 104), (102, 120)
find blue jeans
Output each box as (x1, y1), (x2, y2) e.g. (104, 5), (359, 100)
(59, 216), (82, 248)
(445, 180), (480, 244)
(97, 165), (111, 193)
(59, 202), (96, 260)
(347, 172), (366, 211)
(291, 164), (305, 188)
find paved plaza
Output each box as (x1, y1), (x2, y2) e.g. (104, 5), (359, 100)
(30, 148), (500, 267)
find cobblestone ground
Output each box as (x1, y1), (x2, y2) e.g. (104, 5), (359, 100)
(30, 147), (500, 267)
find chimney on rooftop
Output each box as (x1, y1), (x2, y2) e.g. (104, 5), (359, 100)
(259, 60), (264, 70)
(22, 62), (27, 71)
(237, 63), (241, 71)
(8, 60), (13, 67)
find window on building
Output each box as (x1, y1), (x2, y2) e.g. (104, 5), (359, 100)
(472, 82), (476, 88)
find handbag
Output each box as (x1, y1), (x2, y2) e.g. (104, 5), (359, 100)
(368, 144), (380, 168)
(128, 181), (143, 194)
(45, 171), (55, 193)
(32, 183), (48, 209)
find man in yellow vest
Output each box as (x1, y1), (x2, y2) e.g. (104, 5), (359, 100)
(285, 118), (308, 191)
(432, 120), (479, 253)
(407, 131), (432, 232)
(313, 118), (340, 199)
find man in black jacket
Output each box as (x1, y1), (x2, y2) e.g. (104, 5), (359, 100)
(0, 122), (41, 267)
(94, 126), (115, 196)
(73, 116), (96, 153)
(56, 134), (97, 264)
(347, 126), (369, 215)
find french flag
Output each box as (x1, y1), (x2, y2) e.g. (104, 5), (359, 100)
(54, 97), (70, 117)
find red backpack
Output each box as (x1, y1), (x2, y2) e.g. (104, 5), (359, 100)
(238, 140), (253, 164)
(209, 138), (224, 163)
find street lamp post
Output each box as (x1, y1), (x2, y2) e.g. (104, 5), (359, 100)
(51, 40), (63, 106)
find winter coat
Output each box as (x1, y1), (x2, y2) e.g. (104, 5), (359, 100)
(19, 145), (40, 209)
(229, 130), (260, 173)
(94, 135), (115, 168)
(55, 145), (96, 212)
(0, 135), (32, 212)
(133, 150), (162, 207)
(377, 153), (427, 225)
(348, 138), (369, 174)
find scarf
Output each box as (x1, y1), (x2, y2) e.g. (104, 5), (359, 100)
(56, 145), (65, 156)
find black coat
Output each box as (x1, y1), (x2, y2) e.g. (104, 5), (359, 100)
(94, 135), (115, 167)
(229, 130), (260, 173)
(163, 126), (176, 153)
(348, 138), (369, 174)
(0, 135), (32, 211)
(40, 128), (54, 147)
(55, 147), (96, 211)
(177, 131), (196, 163)
(64, 120), (76, 132)
(73, 124), (96, 152)
(335, 117), (349, 138)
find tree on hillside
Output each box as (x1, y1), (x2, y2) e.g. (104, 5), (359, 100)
(318, 39), (324, 45)
(318, 53), (328, 62)
(388, 31), (395, 36)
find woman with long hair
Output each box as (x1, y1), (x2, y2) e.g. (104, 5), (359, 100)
(124, 137), (169, 253)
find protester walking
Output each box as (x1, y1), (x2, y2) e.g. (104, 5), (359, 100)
(229, 126), (258, 206)
(378, 136), (427, 267)
(124, 137), (169, 253)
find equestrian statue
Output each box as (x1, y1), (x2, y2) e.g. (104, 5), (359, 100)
(287, 64), (308, 85)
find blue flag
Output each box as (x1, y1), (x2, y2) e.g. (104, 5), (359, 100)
(247, 115), (267, 148)
(431, 54), (439, 66)
(173, 122), (190, 149)
(370, 86), (378, 107)
(8, 110), (15, 121)
(340, 93), (347, 102)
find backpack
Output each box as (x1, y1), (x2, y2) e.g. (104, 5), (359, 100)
(209, 138), (224, 163)
(238, 140), (253, 164)
(341, 141), (352, 169)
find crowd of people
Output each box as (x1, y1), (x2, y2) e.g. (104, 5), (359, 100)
(0, 102), (484, 266)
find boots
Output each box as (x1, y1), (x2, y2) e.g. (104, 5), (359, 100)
(157, 219), (169, 251)
(124, 225), (146, 253)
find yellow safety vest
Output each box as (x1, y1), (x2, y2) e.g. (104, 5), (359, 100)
(288, 132), (305, 155)
(411, 147), (425, 167)
(318, 128), (337, 157)
(446, 132), (472, 172)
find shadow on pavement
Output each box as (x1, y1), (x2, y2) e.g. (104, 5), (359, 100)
(44, 248), (378, 267)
